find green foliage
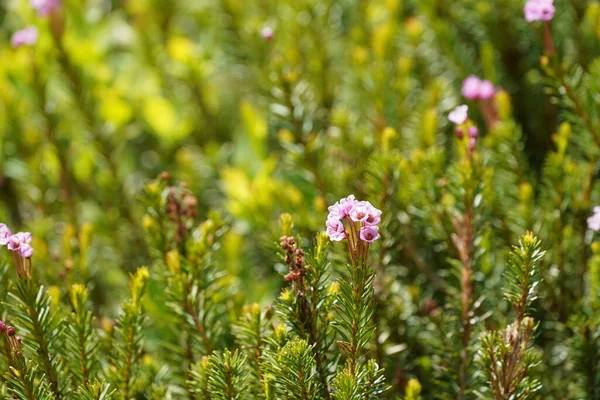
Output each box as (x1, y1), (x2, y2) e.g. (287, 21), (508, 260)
(64, 284), (100, 389)
(267, 338), (322, 400)
(206, 349), (249, 400)
(478, 233), (546, 399)
(107, 267), (149, 399)
(71, 382), (114, 400)
(8, 280), (64, 398)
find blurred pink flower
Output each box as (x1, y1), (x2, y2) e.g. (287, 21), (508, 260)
(461, 76), (496, 100)
(588, 207), (600, 232)
(469, 137), (477, 151)
(261, 26), (274, 40)
(524, 0), (555, 22)
(461, 76), (482, 100)
(0, 224), (12, 246)
(478, 80), (496, 100)
(30, 0), (61, 16)
(448, 105), (468, 125)
(11, 26), (38, 48)
(18, 244), (33, 259)
(468, 126), (479, 138)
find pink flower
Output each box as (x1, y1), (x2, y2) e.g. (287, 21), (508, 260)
(30, 0), (61, 16)
(7, 232), (33, 258)
(18, 244), (33, 259)
(350, 201), (370, 222)
(478, 80), (496, 100)
(0, 224), (12, 246)
(326, 218), (346, 241)
(588, 206), (600, 232)
(261, 26), (274, 40)
(11, 26), (38, 48)
(359, 226), (380, 243)
(468, 126), (479, 138)
(448, 105), (468, 125)
(461, 76), (482, 100)
(364, 204), (382, 226)
(469, 137), (477, 151)
(461, 76), (496, 100)
(327, 194), (356, 220)
(524, 0), (555, 22)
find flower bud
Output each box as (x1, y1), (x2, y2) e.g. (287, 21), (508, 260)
(455, 127), (464, 139)
(469, 137), (477, 151)
(261, 26), (274, 40)
(468, 126), (479, 138)
(0, 321), (5, 333)
(7, 326), (15, 336)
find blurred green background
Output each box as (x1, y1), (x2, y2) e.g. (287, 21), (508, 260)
(0, 0), (599, 310)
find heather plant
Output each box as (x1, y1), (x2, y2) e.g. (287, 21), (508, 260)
(1, 0), (600, 399)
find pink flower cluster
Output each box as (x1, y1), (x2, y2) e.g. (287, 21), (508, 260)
(588, 207), (600, 232)
(0, 224), (33, 259)
(524, 0), (555, 22)
(461, 75), (496, 101)
(326, 195), (381, 243)
(30, 0), (61, 16)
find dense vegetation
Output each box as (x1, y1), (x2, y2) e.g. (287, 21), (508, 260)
(0, 0), (600, 398)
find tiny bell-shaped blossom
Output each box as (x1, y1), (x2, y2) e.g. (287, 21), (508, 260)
(468, 126), (479, 138)
(11, 26), (38, 48)
(30, 0), (61, 16)
(359, 226), (380, 243)
(19, 244), (34, 259)
(524, 0), (555, 22)
(588, 206), (600, 232)
(0, 321), (5, 333)
(261, 26), (274, 40)
(350, 201), (370, 222)
(327, 194), (356, 220)
(461, 75), (482, 100)
(455, 128), (464, 139)
(0, 224), (12, 246)
(8, 232), (33, 258)
(364, 205), (382, 226)
(326, 218), (346, 241)
(448, 105), (468, 125)
(7, 326), (15, 337)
